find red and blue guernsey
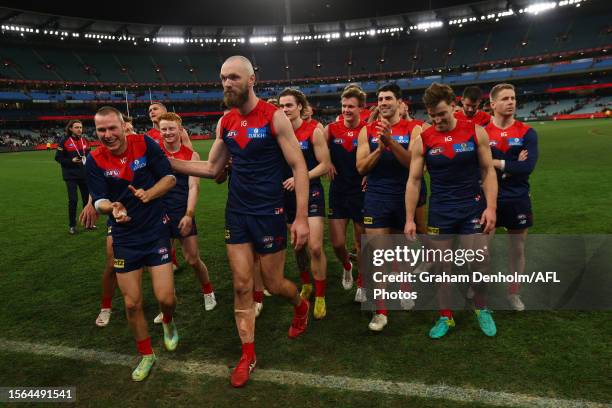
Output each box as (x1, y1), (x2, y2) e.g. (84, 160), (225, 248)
(454, 110), (491, 127)
(327, 119), (367, 195)
(421, 120), (482, 209)
(86, 134), (173, 245)
(485, 120), (538, 201)
(220, 99), (284, 215)
(366, 119), (422, 199)
(146, 128), (163, 144)
(160, 143), (193, 214)
(293, 119), (321, 185)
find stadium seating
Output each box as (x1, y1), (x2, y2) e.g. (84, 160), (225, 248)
(0, 8), (609, 85)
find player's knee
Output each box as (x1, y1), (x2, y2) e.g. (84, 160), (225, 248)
(233, 278), (251, 298)
(158, 294), (176, 310)
(124, 298), (142, 315)
(309, 242), (323, 259)
(183, 251), (200, 267)
(264, 279), (283, 295)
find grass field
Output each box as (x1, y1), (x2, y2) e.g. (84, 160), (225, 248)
(0, 119), (610, 407)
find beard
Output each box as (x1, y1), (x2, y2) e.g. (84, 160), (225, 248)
(223, 85), (249, 108)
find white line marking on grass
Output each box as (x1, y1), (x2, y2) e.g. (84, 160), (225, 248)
(1, 339), (609, 408)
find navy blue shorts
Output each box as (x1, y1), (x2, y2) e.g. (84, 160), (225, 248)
(167, 211), (198, 239)
(112, 236), (172, 273)
(363, 194), (406, 231)
(497, 198), (533, 230)
(225, 211), (287, 254)
(285, 183), (325, 224)
(427, 200), (485, 235)
(328, 188), (364, 223)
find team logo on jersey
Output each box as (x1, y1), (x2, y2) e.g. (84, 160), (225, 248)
(248, 127), (268, 139)
(429, 147), (444, 156)
(508, 137), (523, 146)
(226, 130), (238, 139)
(104, 169), (120, 177)
(299, 140), (310, 150)
(113, 258), (125, 268)
(392, 135), (410, 144)
(130, 156), (147, 171)
(363, 216), (373, 225)
(453, 142), (475, 153)
(241, 120), (247, 127)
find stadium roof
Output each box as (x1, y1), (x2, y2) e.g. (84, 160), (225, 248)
(0, 0), (597, 38)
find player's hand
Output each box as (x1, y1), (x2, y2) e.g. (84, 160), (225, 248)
(376, 118), (392, 146)
(326, 163), (337, 181)
(404, 220), (417, 241)
(128, 185), (152, 203)
(480, 207), (497, 234)
(214, 165), (229, 184)
(518, 149), (528, 161)
(283, 177), (295, 192)
(79, 202), (98, 229)
(178, 215), (193, 237)
(111, 202), (131, 223)
(291, 217), (309, 250)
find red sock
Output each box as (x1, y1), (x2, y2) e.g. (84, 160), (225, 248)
(375, 298), (387, 315)
(171, 248), (178, 266)
(357, 272), (363, 288)
(314, 279), (326, 297)
(242, 342), (255, 359)
(201, 282), (213, 294)
(295, 299), (308, 315)
(162, 313), (173, 324)
(300, 270), (311, 284)
(101, 296), (112, 309)
(342, 260), (352, 271)
(136, 337), (153, 356)
(253, 290), (264, 303)
(440, 309), (453, 319)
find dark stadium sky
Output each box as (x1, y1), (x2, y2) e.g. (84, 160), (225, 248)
(0, 0), (478, 26)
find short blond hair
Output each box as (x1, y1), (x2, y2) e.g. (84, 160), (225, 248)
(490, 83), (515, 101)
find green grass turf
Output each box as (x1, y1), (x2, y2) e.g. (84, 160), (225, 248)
(0, 119), (610, 406)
